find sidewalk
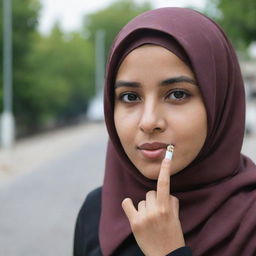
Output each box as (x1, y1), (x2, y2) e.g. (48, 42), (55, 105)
(0, 121), (107, 186)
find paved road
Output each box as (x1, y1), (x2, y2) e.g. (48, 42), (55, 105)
(0, 122), (255, 256)
(0, 122), (108, 256)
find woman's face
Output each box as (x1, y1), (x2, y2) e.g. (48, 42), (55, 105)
(114, 45), (207, 179)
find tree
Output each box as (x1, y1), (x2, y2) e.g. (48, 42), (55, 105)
(84, 0), (152, 60)
(207, 0), (256, 50)
(24, 24), (94, 132)
(1, 1), (94, 135)
(0, 0), (41, 135)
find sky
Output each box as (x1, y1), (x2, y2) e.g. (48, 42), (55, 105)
(38, 0), (206, 34)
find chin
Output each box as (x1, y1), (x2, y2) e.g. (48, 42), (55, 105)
(140, 168), (160, 180)
(135, 161), (162, 180)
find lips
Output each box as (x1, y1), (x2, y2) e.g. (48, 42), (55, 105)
(137, 142), (170, 160)
(138, 142), (169, 150)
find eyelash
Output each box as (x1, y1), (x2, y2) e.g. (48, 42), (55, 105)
(118, 89), (191, 103)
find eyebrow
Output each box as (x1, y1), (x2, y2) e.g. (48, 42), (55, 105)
(114, 76), (197, 88)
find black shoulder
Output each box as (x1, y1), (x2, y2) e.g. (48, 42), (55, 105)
(73, 187), (102, 256)
(80, 187), (102, 217)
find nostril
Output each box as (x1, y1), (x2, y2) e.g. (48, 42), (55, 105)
(139, 125), (164, 133)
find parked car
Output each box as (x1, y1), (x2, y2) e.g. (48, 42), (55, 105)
(246, 102), (256, 135)
(86, 93), (104, 122)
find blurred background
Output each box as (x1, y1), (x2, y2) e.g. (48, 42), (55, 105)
(0, 0), (255, 255)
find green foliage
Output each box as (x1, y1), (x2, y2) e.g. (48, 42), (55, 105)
(0, 0), (40, 134)
(24, 25), (94, 131)
(1, 1), (94, 135)
(84, 0), (152, 58)
(207, 0), (256, 50)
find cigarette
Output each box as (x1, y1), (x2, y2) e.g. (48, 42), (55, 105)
(165, 144), (174, 160)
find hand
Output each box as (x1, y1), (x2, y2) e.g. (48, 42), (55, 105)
(121, 158), (185, 256)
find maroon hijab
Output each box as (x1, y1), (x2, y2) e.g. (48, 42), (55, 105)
(100, 7), (256, 256)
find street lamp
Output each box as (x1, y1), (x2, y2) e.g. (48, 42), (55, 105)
(95, 29), (105, 96)
(1, 0), (15, 148)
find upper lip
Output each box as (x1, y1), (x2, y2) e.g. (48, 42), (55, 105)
(137, 142), (169, 150)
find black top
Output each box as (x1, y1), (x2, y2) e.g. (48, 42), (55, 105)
(73, 187), (192, 256)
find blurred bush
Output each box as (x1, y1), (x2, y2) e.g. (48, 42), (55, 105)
(23, 25), (94, 135)
(206, 0), (256, 51)
(83, 0), (152, 61)
(0, 0), (41, 135)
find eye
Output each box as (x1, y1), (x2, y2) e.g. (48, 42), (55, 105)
(120, 92), (140, 102)
(167, 89), (190, 101)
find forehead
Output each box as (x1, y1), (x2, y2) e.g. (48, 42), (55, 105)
(116, 45), (195, 80)
(123, 44), (175, 62)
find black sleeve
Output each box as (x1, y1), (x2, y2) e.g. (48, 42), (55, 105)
(166, 246), (192, 256)
(73, 187), (102, 256)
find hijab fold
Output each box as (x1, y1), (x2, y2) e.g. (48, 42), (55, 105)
(100, 7), (256, 256)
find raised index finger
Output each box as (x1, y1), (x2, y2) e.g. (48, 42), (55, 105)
(156, 145), (174, 205)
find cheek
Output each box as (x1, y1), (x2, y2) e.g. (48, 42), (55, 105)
(170, 104), (207, 149)
(114, 106), (140, 143)
(190, 105), (208, 139)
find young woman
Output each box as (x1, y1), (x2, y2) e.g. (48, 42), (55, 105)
(74, 7), (256, 256)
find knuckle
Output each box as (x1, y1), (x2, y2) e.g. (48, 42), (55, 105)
(158, 179), (169, 188)
(146, 190), (155, 196)
(158, 207), (169, 217)
(138, 200), (145, 208)
(161, 160), (170, 169)
(146, 190), (156, 199)
(147, 211), (157, 221)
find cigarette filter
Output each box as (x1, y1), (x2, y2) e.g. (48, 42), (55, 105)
(165, 144), (174, 160)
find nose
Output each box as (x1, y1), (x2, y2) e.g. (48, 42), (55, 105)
(138, 100), (166, 134)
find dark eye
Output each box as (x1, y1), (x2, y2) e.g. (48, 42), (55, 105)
(120, 92), (140, 102)
(168, 90), (189, 100)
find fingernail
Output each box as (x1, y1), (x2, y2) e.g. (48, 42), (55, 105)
(165, 144), (174, 160)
